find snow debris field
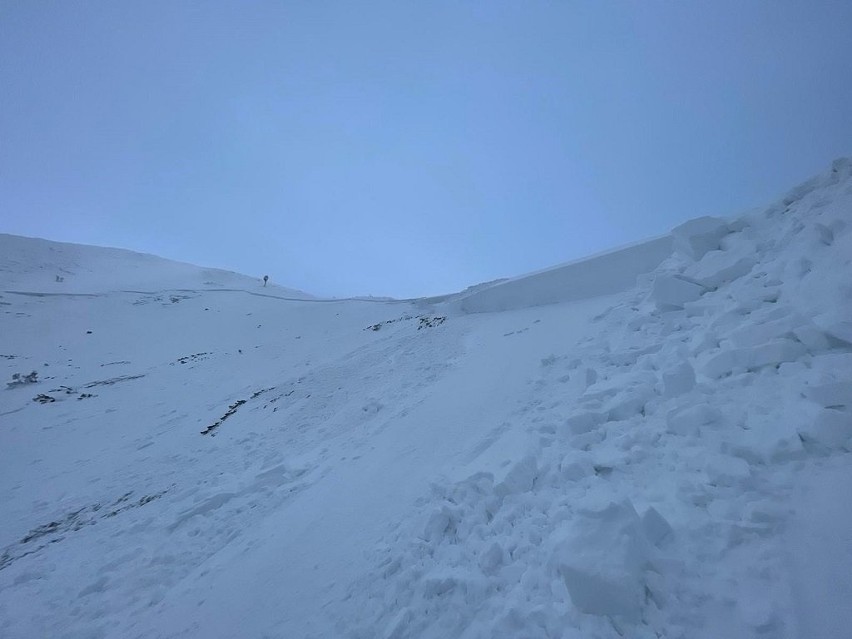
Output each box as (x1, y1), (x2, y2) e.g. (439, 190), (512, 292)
(2, 159), (852, 639)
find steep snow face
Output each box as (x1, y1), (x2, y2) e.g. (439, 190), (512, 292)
(1, 160), (851, 639)
(453, 234), (673, 313)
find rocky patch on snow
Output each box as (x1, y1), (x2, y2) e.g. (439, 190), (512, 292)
(0, 489), (169, 572)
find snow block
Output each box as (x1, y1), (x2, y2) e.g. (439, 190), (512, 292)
(703, 339), (807, 378)
(749, 339), (807, 369)
(651, 274), (707, 310)
(798, 409), (852, 451)
(726, 314), (804, 348)
(687, 250), (756, 289)
(792, 324), (832, 353)
(727, 429), (805, 465)
(421, 571), (465, 598)
(560, 456), (595, 481)
(662, 361), (695, 398)
(812, 222), (835, 246)
(553, 500), (649, 620)
(736, 582), (777, 630)
(814, 352), (852, 375)
(606, 344), (663, 367)
(743, 501), (787, 535)
(479, 542), (504, 575)
(666, 403), (722, 436)
(494, 456), (538, 497)
(569, 429), (606, 451)
(584, 367), (598, 387)
(605, 390), (650, 421)
(821, 320), (852, 347)
(672, 216), (731, 260)
(422, 505), (461, 542)
(641, 507), (674, 547)
(805, 382), (852, 409)
(702, 349), (750, 378)
(561, 411), (605, 436)
(705, 455), (751, 487)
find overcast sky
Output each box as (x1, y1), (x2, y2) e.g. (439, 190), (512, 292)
(2, 1), (851, 298)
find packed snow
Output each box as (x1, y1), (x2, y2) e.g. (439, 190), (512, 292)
(1, 159), (851, 639)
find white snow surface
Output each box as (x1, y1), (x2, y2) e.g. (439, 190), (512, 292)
(453, 234), (673, 313)
(1, 159), (852, 639)
(0, 234), (314, 299)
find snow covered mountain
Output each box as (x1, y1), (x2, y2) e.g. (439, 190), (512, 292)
(0, 234), (314, 299)
(1, 159), (851, 639)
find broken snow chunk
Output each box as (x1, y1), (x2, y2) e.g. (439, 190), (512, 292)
(562, 367), (599, 396)
(749, 339), (807, 369)
(553, 500), (649, 620)
(702, 348), (750, 378)
(705, 454), (752, 487)
(569, 429), (606, 451)
(422, 510), (450, 542)
(818, 320), (852, 347)
(644, 570), (669, 608)
(651, 274), (707, 310)
(641, 507), (674, 547)
(666, 403), (722, 436)
(494, 456), (538, 497)
(687, 251), (756, 289)
(672, 216), (731, 260)
(689, 330), (721, 357)
(561, 411), (605, 436)
(605, 391), (650, 421)
(805, 381), (852, 409)
(703, 339), (806, 378)
(662, 361), (695, 398)
(743, 501), (788, 535)
(421, 570), (466, 598)
(736, 581), (778, 630)
(780, 175), (820, 207)
(828, 216), (848, 234)
(792, 324), (832, 353)
(478, 542), (504, 575)
(606, 343), (663, 367)
(584, 368), (598, 387)
(813, 352), (852, 376)
(770, 436), (808, 462)
(831, 156), (852, 174)
(734, 428), (807, 464)
(798, 409), (852, 452)
(361, 399), (384, 414)
(422, 505), (462, 543)
(726, 313), (804, 348)
(559, 455), (595, 481)
(812, 222), (835, 245)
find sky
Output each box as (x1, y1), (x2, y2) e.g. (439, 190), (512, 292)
(2, 1), (851, 298)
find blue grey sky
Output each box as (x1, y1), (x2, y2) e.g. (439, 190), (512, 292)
(2, 2), (851, 298)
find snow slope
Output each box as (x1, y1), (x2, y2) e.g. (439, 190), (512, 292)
(452, 234), (673, 313)
(0, 234), (314, 298)
(1, 159), (851, 639)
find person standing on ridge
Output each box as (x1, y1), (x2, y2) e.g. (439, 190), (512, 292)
(263, 275), (269, 287)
